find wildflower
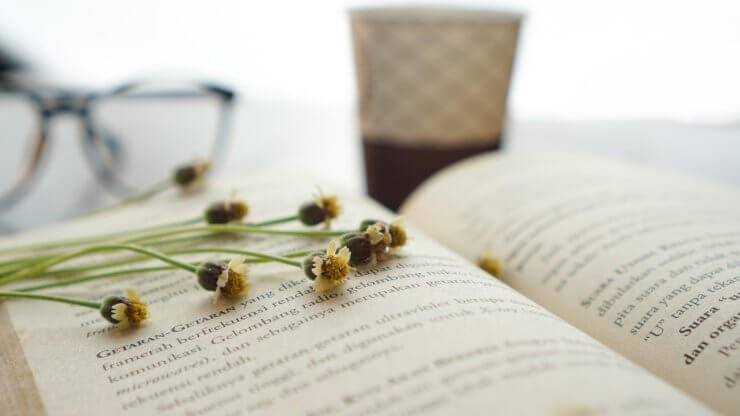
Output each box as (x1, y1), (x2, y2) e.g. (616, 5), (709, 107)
(388, 218), (407, 249)
(363, 221), (392, 266)
(204, 192), (249, 224)
(359, 219), (380, 232)
(100, 289), (148, 328)
(173, 159), (211, 188)
(339, 232), (373, 266)
(298, 192), (341, 228)
(303, 240), (352, 292)
(478, 252), (501, 277)
(196, 257), (248, 303)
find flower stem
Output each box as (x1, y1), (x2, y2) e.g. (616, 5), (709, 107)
(0, 244), (198, 286)
(180, 247), (302, 267)
(0, 291), (100, 309)
(18, 245), (312, 280)
(14, 249), (312, 290)
(0, 214), (328, 262)
(139, 233), (216, 247)
(249, 215), (298, 227)
(127, 224), (348, 245)
(90, 178), (174, 215)
(0, 230), (215, 276)
(0, 215), (203, 259)
(18, 266), (178, 292)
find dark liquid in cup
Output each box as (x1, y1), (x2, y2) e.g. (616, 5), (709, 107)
(363, 136), (501, 211)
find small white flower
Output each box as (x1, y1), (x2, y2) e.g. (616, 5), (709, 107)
(213, 256), (249, 304)
(111, 303), (128, 328)
(365, 223), (391, 245)
(312, 240), (352, 292)
(388, 217), (407, 249)
(105, 289), (147, 328)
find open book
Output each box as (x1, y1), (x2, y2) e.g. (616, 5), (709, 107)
(1, 152), (737, 415)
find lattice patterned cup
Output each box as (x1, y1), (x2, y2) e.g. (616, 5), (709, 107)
(350, 7), (522, 210)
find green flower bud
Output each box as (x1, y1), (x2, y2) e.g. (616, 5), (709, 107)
(359, 219), (381, 232)
(196, 262), (227, 291)
(99, 290), (147, 327)
(298, 202), (326, 226)
(340, 232), (373, 266)
(173, 160), (210, 187)
(229, 201), (248, 221)
(100, 296), (127, 324)
(173, 166), (198, 186)
(389, 223), (407, 248)
(204, 200), (249, 224)
(298, 195), (341, 227)
(303, 251), (324, 280)
(204, 203), (231, 224)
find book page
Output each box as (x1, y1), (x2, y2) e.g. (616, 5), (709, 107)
(402, 152), (740, 415)
(0, 173), (712, 415)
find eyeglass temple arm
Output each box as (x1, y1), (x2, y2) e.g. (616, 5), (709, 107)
(0, 129), (47, 210)
(108, 82), (235, 102)
(208, 85), (237, 167)
(100, 81), (237, 168)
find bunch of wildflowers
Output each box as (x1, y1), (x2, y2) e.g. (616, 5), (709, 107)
(0, 166), (406, 330)
(339, 219), (408, 267)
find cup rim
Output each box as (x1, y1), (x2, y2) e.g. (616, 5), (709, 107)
(348, 6), (523, 23)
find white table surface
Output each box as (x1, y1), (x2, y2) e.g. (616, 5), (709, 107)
(1, 99), (739, 233)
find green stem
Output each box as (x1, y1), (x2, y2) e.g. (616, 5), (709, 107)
(0, 225), (327, 279)
(0, 291), (100, 309)
(173, 247), (303, 267)
(90, 178), (174, 214)
(0, 230), (211, 276)
(0, 244), (197, 286)
(0, 214), (325, 263)
(249, 215), (298, 227)
(19, 266), (176, 292)
(21, 249), (304, 292)
(140, 233), (216, 247)
(16, 249), (312, 290)
(0, 257), (53, 275)
(165, 248), (309, 262)
(29, 248), (312, 281)
(0, 215), (203, 259)
(127, 224), (348, 245)
(30, 255), (167, 278)
(0, 229), (286, 277)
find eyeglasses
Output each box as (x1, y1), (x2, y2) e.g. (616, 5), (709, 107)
(0, 80), (235, 210)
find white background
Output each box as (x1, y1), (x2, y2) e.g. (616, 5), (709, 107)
(0, 0), (739, 231)
(1, 0), (739, 122)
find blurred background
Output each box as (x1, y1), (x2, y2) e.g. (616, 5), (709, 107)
(1, 0), (739, 231)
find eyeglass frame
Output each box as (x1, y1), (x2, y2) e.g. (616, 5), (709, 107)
(0, 79), (236, 210)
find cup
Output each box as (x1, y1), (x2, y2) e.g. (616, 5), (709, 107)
(350, 7), (522, 210)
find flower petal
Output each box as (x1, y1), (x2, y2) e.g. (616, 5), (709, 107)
(314, 275), (334, 293)
(216, 269), (229, 288)
(337, 246), (350, 264)
(311, 256), (324, 279)
(126, 289), (139, 302)
(228, 256), (246, 269)
(326, 240), (337, 256)
(112, 303), (126, 322)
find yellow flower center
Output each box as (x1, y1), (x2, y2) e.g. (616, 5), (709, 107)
(320, 196), (341, 220)
(125, 301), (148, 326)
(230, 201), (249, 221)
(322, 256), (350, 282)
(222, 269), (248, 297)
(478, 257), (501, 277)
(389, 224), (407, 248)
